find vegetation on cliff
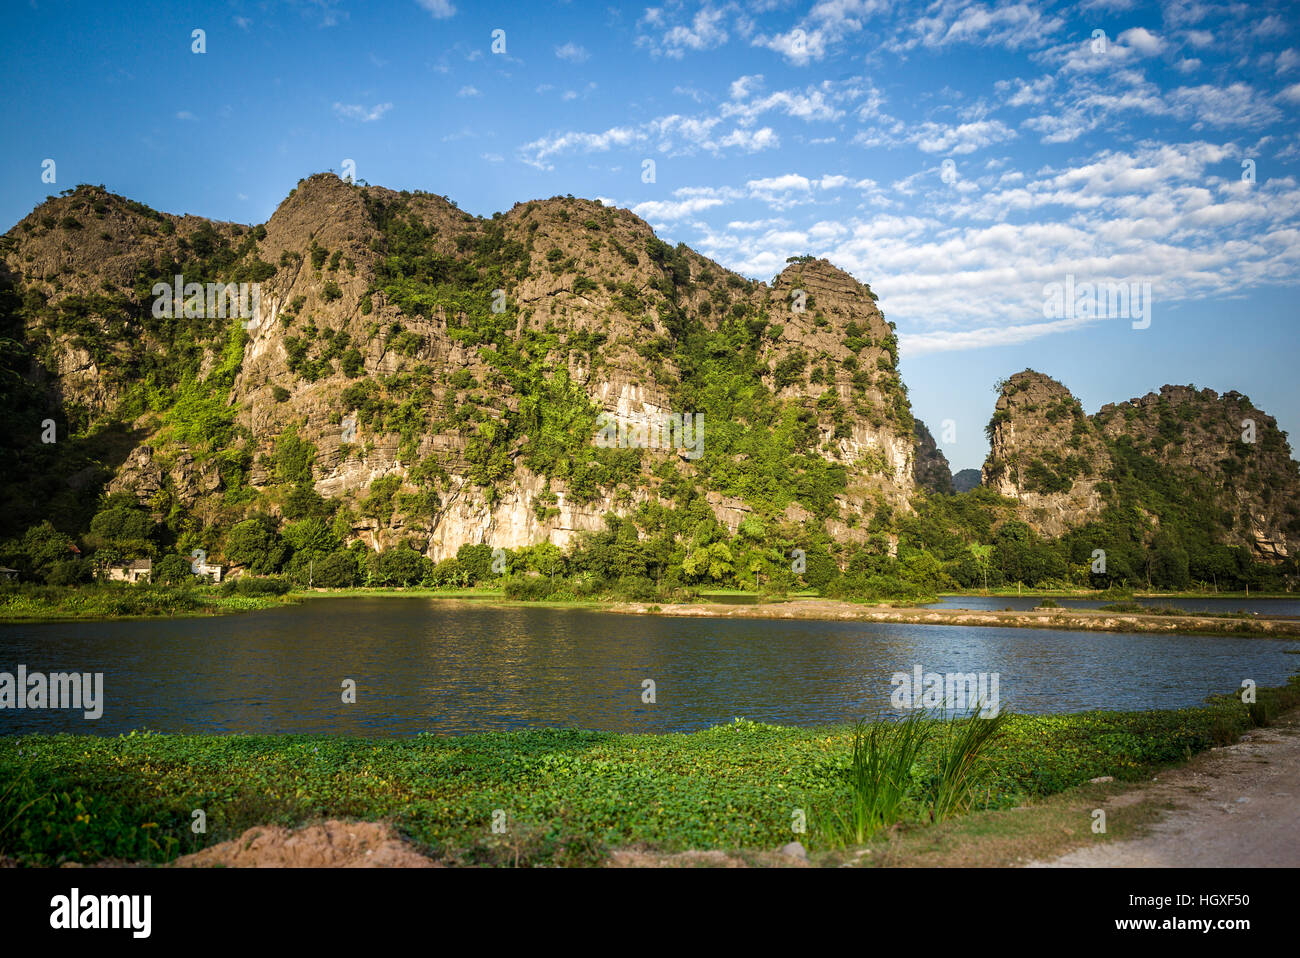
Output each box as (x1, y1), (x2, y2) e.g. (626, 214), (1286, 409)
(1, 181), (1296, 602)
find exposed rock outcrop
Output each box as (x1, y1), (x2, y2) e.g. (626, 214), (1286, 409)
(3, 178), (918, 559)
(913, 419), (953, 495)
(983, 370), (1300, 560)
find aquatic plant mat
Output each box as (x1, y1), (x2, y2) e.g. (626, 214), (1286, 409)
(2, 676), (1296, 867)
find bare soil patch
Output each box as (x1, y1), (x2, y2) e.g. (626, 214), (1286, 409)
(171, 820), (439, 868)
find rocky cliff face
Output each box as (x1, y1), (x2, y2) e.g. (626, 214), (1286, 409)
(982, 370), (1300, 560)
(8, 181), (1295, 569)
(912, 419), (953, 495)
(981, 370), (1112, 537)
(2, 176), (918, 560)
(1093, 385), (1300, 561)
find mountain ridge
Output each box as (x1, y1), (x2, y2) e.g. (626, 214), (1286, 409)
(1, 174), (1295, 592)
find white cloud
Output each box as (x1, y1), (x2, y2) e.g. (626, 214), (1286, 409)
(670, 140), (1300, 357)
(632, 196), (728, 221)
(718, 126), (781, 151)
(513, 78), (863, 168)
(722, 82), (847, 124)
(911, 119), (1017, 154)
(902, 315), (1102, 355)
(639, 5), (730, 58)
(415, 0), (456, 18)
(517, 113), (766, 169)
(752, 0), (886, 64)
(998, 75), (1055, 107)
(889, 1), (1066, 54)
(1253, 14), (1286, 38)
(1116, 27), (1164, 56)
(1169, 83), (1282, 128)
(332, 102), (393, 122)
(555, 42), (589, 63)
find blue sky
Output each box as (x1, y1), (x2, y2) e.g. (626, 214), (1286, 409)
(3, 0), (1298, 471)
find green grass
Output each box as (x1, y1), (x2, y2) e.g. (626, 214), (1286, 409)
(946, 587), (1298, 600)
(1098, 601), (1260, 620)
(0, 583), (295, 622)
(296, 587), (508, 599)
(2, 676), (1295, 866)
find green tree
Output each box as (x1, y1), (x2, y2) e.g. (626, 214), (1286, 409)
(683, 541), (735, 583)
(153, 553), (193, 585)
(370, 546), (429, 586)
(456, 543), (494, 583)
(225, 517), (288, 574)
(313, 551), (361, 587)
(283, 517), (341, 560)
(11, 521), (79, 581)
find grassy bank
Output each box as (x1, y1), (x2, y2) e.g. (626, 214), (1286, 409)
(6, 583), (1298, 635)
(6, 578), (1294, 625)
(0, 582), (298, 621)
(942, 586), (1298, 600)
(616, 599), (1300, 637)
(2, 676), (1295, 867)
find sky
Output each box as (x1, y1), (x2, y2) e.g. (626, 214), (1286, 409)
(2, 0), (1298, 472)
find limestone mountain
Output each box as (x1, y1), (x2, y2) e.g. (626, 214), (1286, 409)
(982, 370), (1300, 562)
(951, 469), (981, 494)
(912, 419), (953, 495)
(0, 175), (918, 562)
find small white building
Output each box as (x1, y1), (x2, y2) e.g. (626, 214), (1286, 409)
(106, 558), (152, 583)
(193, 560), (223, 583)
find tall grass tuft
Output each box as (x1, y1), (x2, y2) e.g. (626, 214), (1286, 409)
(831, 710), (934, 845)
(929, 703), (1010, 822)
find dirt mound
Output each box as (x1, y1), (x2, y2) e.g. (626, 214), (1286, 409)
(173, 820), (439, 868)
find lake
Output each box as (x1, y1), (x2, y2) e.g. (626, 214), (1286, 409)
(1, 597), (1296, 736)
(922, 594), (1300, 615)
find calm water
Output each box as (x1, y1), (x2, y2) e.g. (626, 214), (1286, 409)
(1, 598), (1296, 736)
(923, 595), (1300, 615)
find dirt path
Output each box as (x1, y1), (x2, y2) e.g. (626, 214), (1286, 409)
(1030, 709), (1300, 867)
